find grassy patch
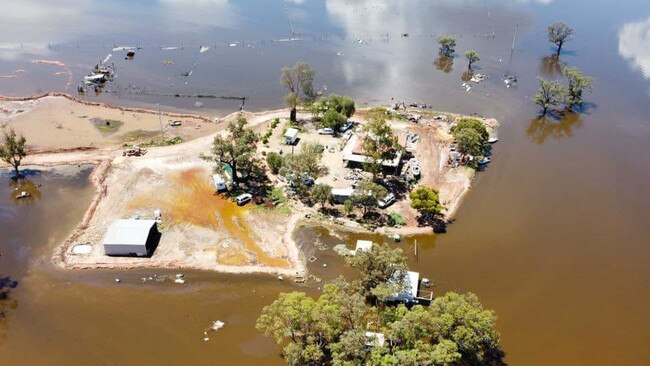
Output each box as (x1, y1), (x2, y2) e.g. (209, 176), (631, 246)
(120, 129), (159, 143)
(140, 136), (184, 147)
(91, 118), (124, 134)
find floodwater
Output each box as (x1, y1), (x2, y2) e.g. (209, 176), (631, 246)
(1, 0), (650, 365)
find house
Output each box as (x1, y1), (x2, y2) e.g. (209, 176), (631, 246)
(353, 240), (373, 255)
(342, 132), (407, 172)
(387, 270), (433, 305)
(284, 127), (299, 145)
(331, 187), (354, 204)
(212, 174), (227, 192)
(103, 219), (160, 257)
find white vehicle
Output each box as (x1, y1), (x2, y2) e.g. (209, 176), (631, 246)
(339, 120), (354, 132)
(318, 127), (334, 135)
(235, 193), (252, 206)
(169, 120), (182, 127)
(378, 193), (396, 209)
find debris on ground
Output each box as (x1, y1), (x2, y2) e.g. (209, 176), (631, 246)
(503, 74), (517, 88)
(470, 73), (487, 83)
(333, 244), (353, 256)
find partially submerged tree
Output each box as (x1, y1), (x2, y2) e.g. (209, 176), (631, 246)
(350, 180), (387, 217)
(0, 128), (27, 179)
(437, 35), (457, 57)
(201, 115), (258, 184)
(547, 21), (574, 56)
(280, 62), (316, 122)
(345, 242), (408, 300)
(464, 50), (480, 69)
(563, 67), (593, 108)
(310, 183), (332, 209)
(533, 77), (567, 115)
(362, 116), (400, 179)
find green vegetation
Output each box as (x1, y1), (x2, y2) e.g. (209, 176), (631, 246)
(90, 118), (124, 134)
(410, 186), (443, 216)
(437, 35), (456, 57)
(140, 136), (183, 147)
(279, 142), (327, 197)
(547, 21), (574, 56)
(464, 50), (480, 69)
(450, 118), (489, 158)
(351, 180), (387, 216)
(362, 115), (401, 179)
(321, 109), (347, 133)
(310, 94), (356, 119)
(266, 152), (284, 174)
(201, 114), (260, 185)
(280, 62), (316, 122)
(387, 211), (406, 226)
(310, 183), (332, 208)
(563, 67), (593, 108)
(533, 77), (567, 115)
(256, 244), (502, 366)
(0, 128), (27, 179)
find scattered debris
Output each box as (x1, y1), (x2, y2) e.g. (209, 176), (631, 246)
(308, 256), (317, 263)
(336, 51), (344, 56)
(174, 278), (186, 284)
(71, 244), (93, 255)
(503, 74), (517, 88)
(199, 45), (210, 53)
(470, 73), (488, 83)
(333, 244), (353, 256)
(115, 278), (121, 283)
(162, 60), (173, 65)
(401, 33), (409, 37)
(194, 101), (204, 108)
(211, 320), (225, 331)
(277, 275), (284, 281)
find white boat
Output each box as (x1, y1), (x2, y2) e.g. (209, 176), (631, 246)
(478, 157), (491, 165)
(83, 74), (106, 84)
(488, 136), (499, 143)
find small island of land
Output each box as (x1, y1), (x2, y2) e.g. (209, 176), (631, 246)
(0, 93), (498, 277)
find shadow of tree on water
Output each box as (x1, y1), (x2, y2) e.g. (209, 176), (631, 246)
(527, 110), (583, 144)
(0, 277), (19, 345)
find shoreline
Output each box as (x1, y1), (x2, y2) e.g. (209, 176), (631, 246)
(1, 94), (496, 277)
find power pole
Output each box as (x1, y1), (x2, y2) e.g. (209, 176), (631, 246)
(157, 103), (164, 142)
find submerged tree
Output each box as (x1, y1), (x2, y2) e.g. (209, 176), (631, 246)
(201, 115), (258, 184)
(464, 50), (480, 69)
(563, 67), (593, 108)
(450, 118), (489, 158)
(437, 35), (457, 57)
(533, 77), (567, 115)
(0, 128), (27, 179)
(280, 62), (316, 122)
(547, 21), (574, 56)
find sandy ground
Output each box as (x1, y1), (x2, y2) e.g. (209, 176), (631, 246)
(1, 94), (497, 274)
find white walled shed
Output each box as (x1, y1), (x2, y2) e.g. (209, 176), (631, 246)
(103, 219), (160, 257)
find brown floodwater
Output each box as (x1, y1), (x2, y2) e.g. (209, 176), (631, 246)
(1, 0), (650, 365)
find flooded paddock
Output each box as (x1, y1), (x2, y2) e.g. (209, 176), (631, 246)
(1, 0), (650, 365)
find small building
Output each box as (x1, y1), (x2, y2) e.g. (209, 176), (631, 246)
(342, 133), (406, 173)
(353, 240), (373, 255)
(331, 187), (354, 204)
(212, 174), (227, 192)
(388, 270), (433, 305)
(284, 127), (299, 145)
(103, 219), (160, 257)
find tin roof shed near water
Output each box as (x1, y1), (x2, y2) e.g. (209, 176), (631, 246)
(103, 219), (158, 246)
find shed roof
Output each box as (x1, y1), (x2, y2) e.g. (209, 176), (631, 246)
(213, 174), (225, 185)
(284, 127), (299, 138)
(355, 240), (373, 254)
(331, 188), (354, 197)
(103, 219), (157, 246)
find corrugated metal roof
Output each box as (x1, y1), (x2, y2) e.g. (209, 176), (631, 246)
(284, 127), (299, 138)
(103, 219), (156, 246)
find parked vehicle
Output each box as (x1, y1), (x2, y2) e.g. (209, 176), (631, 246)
(318, 127), (334, 135)
(339, 120), (354, 132)
(378, 193), (396, 209)
(235, 193), (253, 206)
(169, 120), (182, 127)
(478, 157), (491, 165)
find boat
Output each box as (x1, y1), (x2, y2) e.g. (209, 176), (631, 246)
(478, 157), (491, 165)
(488, 136), (499, 143)
(83, 73), (106, 84)
(126, 50), (135, 58)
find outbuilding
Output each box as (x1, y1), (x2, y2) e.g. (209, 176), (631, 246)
(284, 127), (299, 145)
(331, 187), (354, 204)
(103, 219), (161, 257)
(354, 240), (373, 255)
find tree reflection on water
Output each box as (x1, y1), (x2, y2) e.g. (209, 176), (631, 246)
(433, 55), (454, 73)
(0, 277), (18, 345)
(539, 54), (566, 77)
(526, 110), (583, 144)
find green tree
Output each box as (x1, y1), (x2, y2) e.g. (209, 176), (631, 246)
(437, 35), (457, 57)
(280, 62), (316, 122)
(320, 94), (356, 118)
(410, 186), (443, 217)
(345, 242), (407, 301)
(450, 118), (489, 158)
(351, 180), (387, 217)
(0, 128), (27, 179)
(533, 77), (567, 115)
(563, 67), (593, 107)
(464, 50), (480, 69)
(362, 117), (400, 179)
(322, 109), (347, 133)
(266, 152), (284, 174)
(547, 21), (574, 56)
(310, 183), (332, 208)
(201, 115), (258, 184)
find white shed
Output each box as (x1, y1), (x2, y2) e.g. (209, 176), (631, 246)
(354, 240), (373, 255)
(212, 174), (227, 191)
(331, 187), (354, 204)
(284, 127), (299, 145)
(103, 219), (160, 257)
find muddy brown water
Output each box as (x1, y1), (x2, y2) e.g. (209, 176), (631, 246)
(2, 1), (650, 365)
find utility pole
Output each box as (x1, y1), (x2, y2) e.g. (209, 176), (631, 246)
(157, 103), (164, 142)
(511, 21), (519, 51)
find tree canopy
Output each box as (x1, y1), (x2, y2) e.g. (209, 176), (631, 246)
(410, 186), (443, 216)
(266, 152), (284, 174)
(351, 180), (388, 216)
(362, 116), (400, 178)
(464, 50), (480, 69)
(0, 128), (27, 179)
(321, 109), (348, 133)
(310, 183), (332, 208)
(311, 94), (356, 119)
(547, 21), (574, 56)
(563, 67), (593, 107)
(533, 77), (567, 115)
(257, 243), (503, 366)
(280, 62), (316, 121)
(437, 35), (456, 57)
(279, 142), (326, 197)
(201, 115), (259, 185)
(450, 118), (489, 158)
